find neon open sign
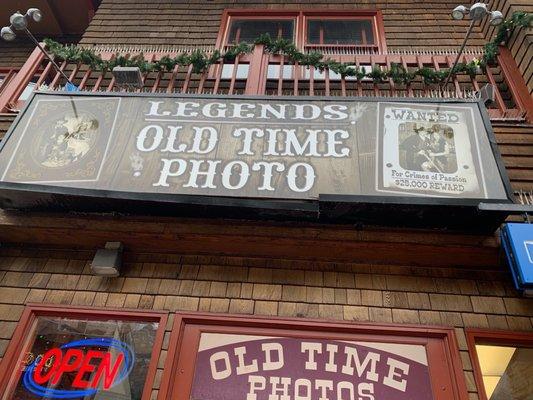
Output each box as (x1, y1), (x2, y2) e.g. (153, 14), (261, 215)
(23, 338), (134, 398)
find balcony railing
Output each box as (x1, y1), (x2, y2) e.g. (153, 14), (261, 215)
(0, 43), (532, 122)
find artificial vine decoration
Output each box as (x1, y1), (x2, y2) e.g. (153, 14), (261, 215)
(43, 11), (531, 86)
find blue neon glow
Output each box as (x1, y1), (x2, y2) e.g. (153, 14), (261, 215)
(22, 337), (134, 399)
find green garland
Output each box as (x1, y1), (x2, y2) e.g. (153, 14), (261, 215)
(43, 11), (531, 86)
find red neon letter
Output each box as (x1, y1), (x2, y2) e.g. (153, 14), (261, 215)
(92, 352), (124, 389)
(51, 349), (84, 385)
(72, 350), (104, 389)
(33, 348), (62, 385)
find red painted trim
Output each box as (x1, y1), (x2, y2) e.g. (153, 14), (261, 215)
(160, 312), (468, 400)
(497, 46), (533, 123)
(0, 46), (44, 113)
(0, 303), (167, 399)
(466, 328), (533, 400)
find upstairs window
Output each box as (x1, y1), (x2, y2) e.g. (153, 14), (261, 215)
(217, 10), (386, 53)
(227, 19), (295, 44)
(307, 19), (375, 46)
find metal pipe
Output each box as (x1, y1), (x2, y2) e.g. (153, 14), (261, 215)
(441, 19), (476, 90)
(23, 27), (76, 87)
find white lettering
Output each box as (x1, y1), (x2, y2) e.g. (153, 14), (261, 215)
(383, 358), (409, 392)
(287, 163), (316, 192)
(153, 158), (186, 187)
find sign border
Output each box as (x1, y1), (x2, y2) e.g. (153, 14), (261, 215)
(0, 91), (515, 231)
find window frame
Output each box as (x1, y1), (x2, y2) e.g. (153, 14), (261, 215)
(216, 9), (387, 53)
(159, 312), (468, 400)
(0, 303), (168, 399)
(466, 328), (533, 400)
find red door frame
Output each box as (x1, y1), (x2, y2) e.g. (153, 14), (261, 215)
(466, 328), (533, 400)
(159, 312), (468, 400)
(0, 303), (168, 399)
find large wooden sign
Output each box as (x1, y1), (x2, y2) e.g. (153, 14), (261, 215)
(0, 92), (513, 229)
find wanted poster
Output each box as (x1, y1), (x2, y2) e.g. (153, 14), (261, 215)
(377, 103), (485, 198)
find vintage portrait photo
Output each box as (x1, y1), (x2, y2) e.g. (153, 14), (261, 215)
(398, 122), (457, 174)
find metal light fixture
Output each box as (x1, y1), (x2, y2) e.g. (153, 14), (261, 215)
(442, 2), (504, 89)
(91, 242), (124, 277)
(26, 8), (43, 23)
(1, 9), (77, 90)
(9, 12), (28, 30)
(489, 10), (504, 26)
(469, 2), (489, 20)
(451, 5), (467, 20)
(112, 66), (144, 89)
(0, 26), (16, 41)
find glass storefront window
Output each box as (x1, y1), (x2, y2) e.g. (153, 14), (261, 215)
(475, 344), (533, 400)
(7, 316), (159, 400)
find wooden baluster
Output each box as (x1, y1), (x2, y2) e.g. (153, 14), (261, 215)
(228, 55), (240, 95)
(78, 68), (92, 91)
(197, 69), (207, 94)
(485, 65), (507, 119)
(35, 61), (53, 87)
(401, 56), (413, 97)
(293, 61), (299, 96)
(370, 56), (379, 96)
(50, 61), (68, 89)
(324, 68), (330, 96)
(92, 72), (105, 92)
(277, 56), (285, 96)
(152, 70), (162, 93)
(166, 64), (179, 93)
(355, 58), (362, 97)
(309, 65), (315, 96)
(182, 64), (193, 94)
(213, 60), (224, 95)
(446, 54), (462, 96)
(417, 55), (428, 96)
(341, 75), (346, 97)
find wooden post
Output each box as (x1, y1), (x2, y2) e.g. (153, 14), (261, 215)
(245, 44), (268, 95)
(497, 46), (533, 123)
(0, 45), (45, 112)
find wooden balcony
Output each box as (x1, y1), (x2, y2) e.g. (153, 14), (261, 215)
(0, 43), (532, 123)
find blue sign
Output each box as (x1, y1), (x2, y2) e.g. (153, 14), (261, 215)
(23, 337), (134, 399)
(501, 223), (533, 293)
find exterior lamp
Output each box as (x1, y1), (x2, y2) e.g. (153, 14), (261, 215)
(9, 12), (28, 30)
(451, 5), (467, 20)
(0, 26), (16, 42)
(112, 66), (144, 89)
(442, 2), (504, 89)
(489, 11), (504, 26)
(1, 9), (77, 91)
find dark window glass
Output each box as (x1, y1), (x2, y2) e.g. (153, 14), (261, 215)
(227, 19), (294, 44)
(307, 19), (375, 45)
(10, 316), (158, 400)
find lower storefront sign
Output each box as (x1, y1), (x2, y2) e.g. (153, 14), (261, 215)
(191, 333), (433, 400)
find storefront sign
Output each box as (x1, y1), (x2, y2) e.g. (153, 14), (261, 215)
(0, 92), (512, 228)
(191, 333), (433, 400)
(501, 223), (533, 296)
(22, 338), (134, 398)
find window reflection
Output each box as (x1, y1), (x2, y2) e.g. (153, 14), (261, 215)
(476, 344), (533, 400)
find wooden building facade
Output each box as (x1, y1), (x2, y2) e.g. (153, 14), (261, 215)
(0, 1), (531, 400)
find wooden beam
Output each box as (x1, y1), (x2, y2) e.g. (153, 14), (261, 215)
(0, 210), (500, 268)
